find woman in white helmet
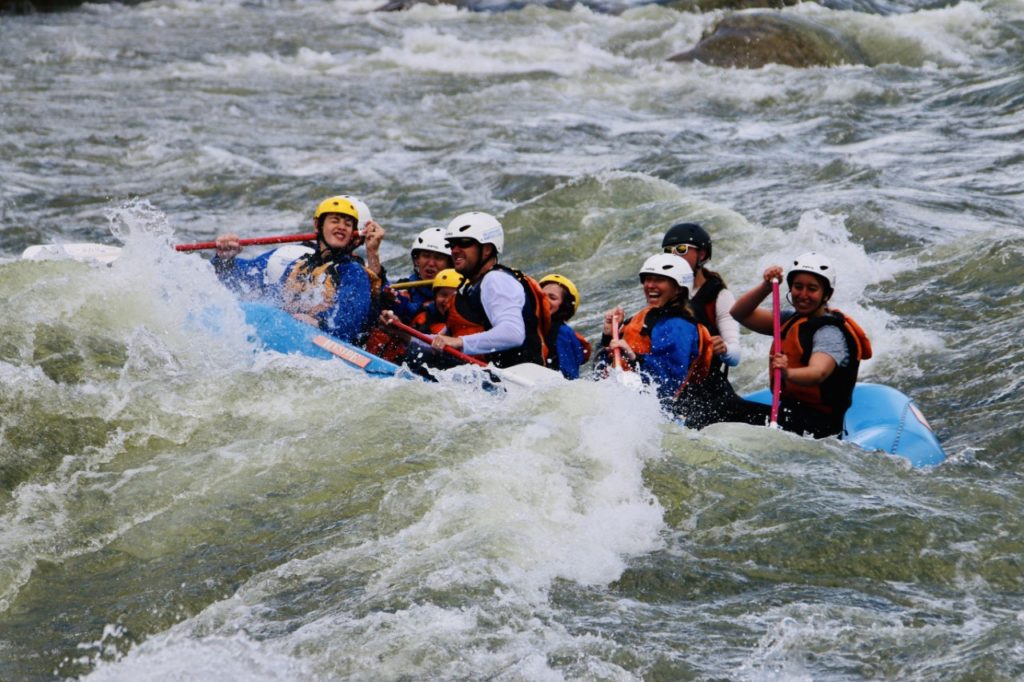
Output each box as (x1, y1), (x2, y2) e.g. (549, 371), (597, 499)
(600, 254), (714, 411)
(730, 252), (873, 438)
(391, 226), (454, 323)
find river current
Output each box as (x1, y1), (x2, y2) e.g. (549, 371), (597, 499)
(1, 0), (1023, 679)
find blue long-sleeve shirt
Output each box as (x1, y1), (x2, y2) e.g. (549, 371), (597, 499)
(552, 323), (586, 380)
(637, 316), (700, 405)
(213, 249), (373, 344)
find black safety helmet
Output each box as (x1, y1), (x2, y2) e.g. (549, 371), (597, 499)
(661, 222), (712, 262)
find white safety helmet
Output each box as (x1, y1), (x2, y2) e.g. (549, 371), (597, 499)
(445, 211), (504, 254)
(339, 195), (372, 232)
(264, 244), (314, 286)
(639, 253), (694, 291)
(410, 227), (451, 257)
(787, 251), (835, 292)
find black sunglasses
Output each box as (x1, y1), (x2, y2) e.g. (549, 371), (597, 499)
(446, 238), (479, 249)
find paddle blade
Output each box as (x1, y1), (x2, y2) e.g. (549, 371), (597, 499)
(21, 243), (122, 264)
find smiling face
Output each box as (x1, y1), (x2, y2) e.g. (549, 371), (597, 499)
(434, 286), (457, 315)
(640, 274), (682, 308)
(788, 273), (829, 315)
(318, 213), (358, 251)
(413, 250), (452, 280)
(448, 238), (483, 276)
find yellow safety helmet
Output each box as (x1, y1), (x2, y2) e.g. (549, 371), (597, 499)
(433, 268), (465, 290)
(539, 273), (580, 313)
(313, 196), (360, 224)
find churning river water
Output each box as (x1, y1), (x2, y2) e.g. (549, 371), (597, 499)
(1, 0), (1023, 679)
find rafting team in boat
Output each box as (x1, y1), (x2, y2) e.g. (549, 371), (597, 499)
(211, 194), (871, 440)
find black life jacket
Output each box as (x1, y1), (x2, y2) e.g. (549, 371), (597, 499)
(690, 272), (727, 374)
(446, 264), (550, 368)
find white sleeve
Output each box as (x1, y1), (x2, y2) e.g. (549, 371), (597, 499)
(460, 270), (526, 356)
(715, 288), (742, 367)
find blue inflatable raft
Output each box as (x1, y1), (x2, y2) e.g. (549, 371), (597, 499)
(242, 302), (947, 468)
(242, 302), (404, 378)
(744, 385), (947, 468)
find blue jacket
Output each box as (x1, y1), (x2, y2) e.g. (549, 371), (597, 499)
(551, 323), (586, 380)
(212, 250), (278, 299)
(637, 316), (700, 404)
(390, 273), (434, 323)
(214, 249), (373, 344)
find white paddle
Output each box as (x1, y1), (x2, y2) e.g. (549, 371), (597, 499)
(21, 243), (122, 264)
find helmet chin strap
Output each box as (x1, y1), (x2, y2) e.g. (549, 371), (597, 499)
(785, 291), (829, 314)
(316, 224), (359, 260)
(462, 244), (496, 282)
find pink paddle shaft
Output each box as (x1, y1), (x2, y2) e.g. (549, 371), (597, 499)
(611, 314), (624, 370)
(770, 279), (782, 427)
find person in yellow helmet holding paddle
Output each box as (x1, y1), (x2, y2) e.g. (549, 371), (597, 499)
(213, 195), (386, 344)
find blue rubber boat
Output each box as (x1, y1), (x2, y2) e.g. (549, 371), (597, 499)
(743, 385), (947, 468)
(242, 301), (946, 468)
(18, 245), (948, 468)
(242, 302), (405, 378)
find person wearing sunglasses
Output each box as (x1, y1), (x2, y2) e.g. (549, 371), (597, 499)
(729, 252), (873, 438)
(422, 211), (550, 369)
(661, 222), (745, 428)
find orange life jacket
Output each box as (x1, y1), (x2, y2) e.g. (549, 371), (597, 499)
(620, 305), (714, 390)
(411, 305), (447, 335)
(778, 309), (872, 414)
(445, 264), (551, 368)
(364, 325), (407, 363)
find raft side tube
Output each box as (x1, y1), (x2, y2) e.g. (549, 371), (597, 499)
(241, 301), (403, 377)
(743, 383), (946, 468)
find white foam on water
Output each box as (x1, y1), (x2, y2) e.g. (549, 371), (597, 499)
(82, 630), (313, 682)
(367, 22), (629, 77)
(795, 1), (1001, 68)
(78, 378), (670, 680)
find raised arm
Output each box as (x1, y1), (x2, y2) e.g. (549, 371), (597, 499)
(730, 265), (784, 336)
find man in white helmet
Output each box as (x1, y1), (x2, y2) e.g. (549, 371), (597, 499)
(425, 211), (549, 368)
